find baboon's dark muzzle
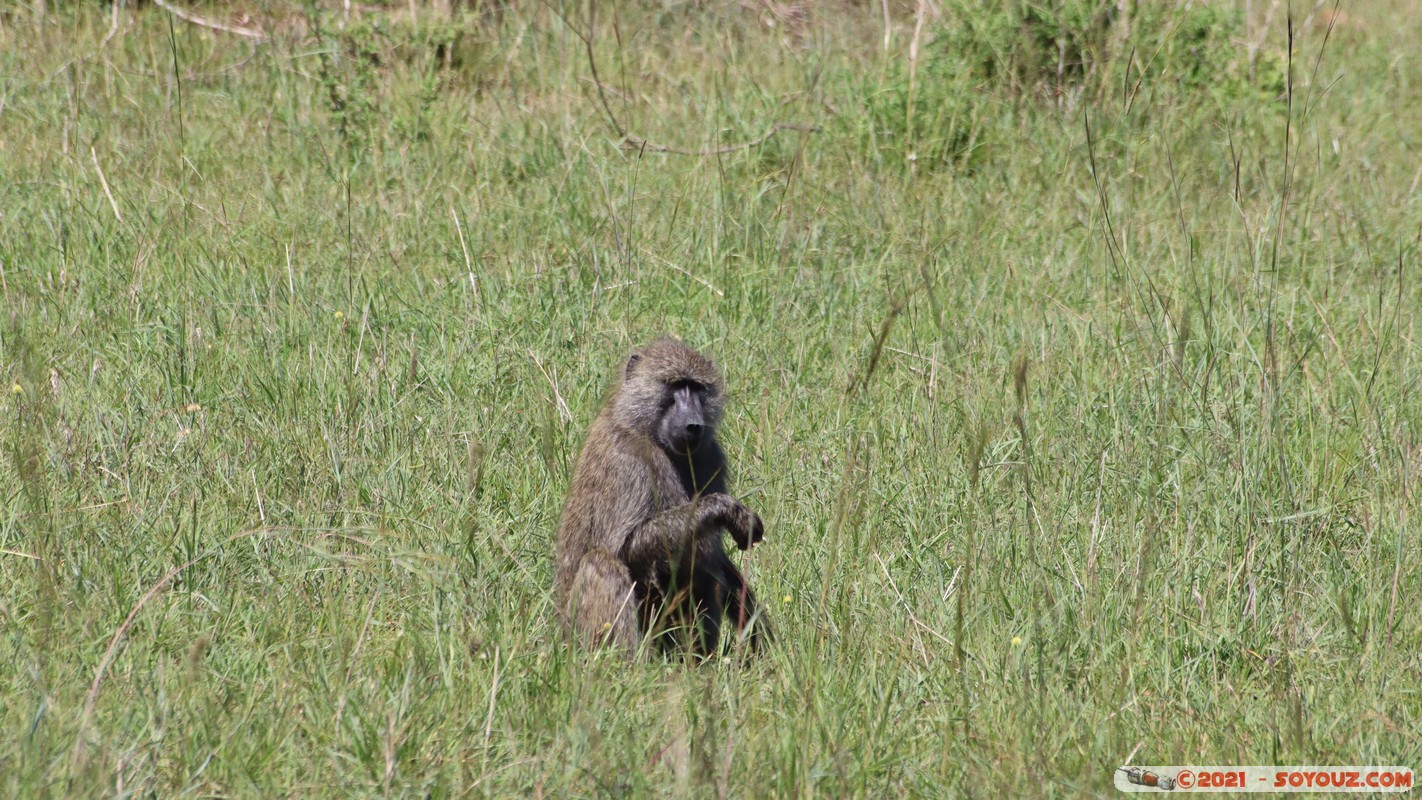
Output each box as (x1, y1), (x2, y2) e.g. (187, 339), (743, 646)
(663, 384), (707, 453)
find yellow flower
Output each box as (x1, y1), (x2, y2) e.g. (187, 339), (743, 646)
(782, 594), (793, 604)
(1011, 636), (1023, 646)
(9, 383), (21, 395)
(334, 311), (345, 320)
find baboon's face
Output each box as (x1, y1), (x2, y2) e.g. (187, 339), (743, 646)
(655, 380), (710, 455)
(611, 338), (725, 451)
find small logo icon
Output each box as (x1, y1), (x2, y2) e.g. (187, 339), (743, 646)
(1121, 767), (1177, 791)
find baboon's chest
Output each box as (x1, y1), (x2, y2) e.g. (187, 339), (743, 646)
(648, 456), (692, 510)
(650, 449), (722, 510)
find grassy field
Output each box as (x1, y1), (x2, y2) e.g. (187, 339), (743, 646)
(2, 1), (1419, 796)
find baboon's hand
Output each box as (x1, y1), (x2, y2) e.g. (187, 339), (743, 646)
(702, 493), (764, 551)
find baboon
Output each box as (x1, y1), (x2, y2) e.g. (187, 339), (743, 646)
(553, 337), (770, 657)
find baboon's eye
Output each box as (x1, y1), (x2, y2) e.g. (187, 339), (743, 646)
(663, 380), (700, 410)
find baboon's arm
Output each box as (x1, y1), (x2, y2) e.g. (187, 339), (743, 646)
(583, 438), (762, 577)
(617, 498), (719, 577)
(618, 494), (762, 576)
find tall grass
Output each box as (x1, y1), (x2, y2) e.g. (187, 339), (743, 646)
(1, 1), (1418, 796)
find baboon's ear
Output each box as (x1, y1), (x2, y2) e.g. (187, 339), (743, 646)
(625, 353), (641, 379)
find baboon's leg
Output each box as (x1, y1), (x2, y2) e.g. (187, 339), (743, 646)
(690, 568), (726, 657)
(571, 548), (639, 654)
(642, 586), (694, 656)
(642, 560), (722, 657)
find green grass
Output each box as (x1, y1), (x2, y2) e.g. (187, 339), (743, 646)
(1, 1), (1419, 796)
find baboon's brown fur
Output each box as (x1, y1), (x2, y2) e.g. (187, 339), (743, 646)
(553, 337), (769, 657)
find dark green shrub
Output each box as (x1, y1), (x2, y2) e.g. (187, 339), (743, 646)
(856, 0), (1272, 173)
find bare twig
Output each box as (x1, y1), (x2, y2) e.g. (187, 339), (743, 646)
(1246, 0), (1282, 72)
(90, 147), (122, 223)
(529, 351), (573, 426)
(623, 122), (818, 157)
(880, 0), (892, 51)
(572, 0), (627, 138)
(548, 0), (817, 157)
(1297, 0), (1333, 36)
(39, 0), (126, 83)
(479, 645), (503, 781)
(875, 552), (957, 651)
(248, 476), (268, 535)
(451, 205), (477, 297)
(74, 527), (289, 766)
(578, 76), (630, 101)
(904, 0), (928, 165)
(101, 0), (123, 48)
(152, 0), (266, 40)
(644, 250), (725, 296)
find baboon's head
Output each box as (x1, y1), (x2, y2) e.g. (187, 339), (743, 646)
(612, 337), (725, 455)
